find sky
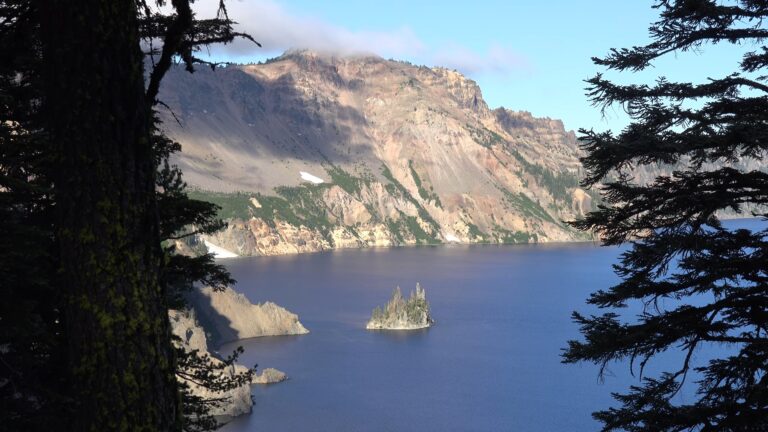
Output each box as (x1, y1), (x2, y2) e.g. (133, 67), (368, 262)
(192, 0), (750, 133)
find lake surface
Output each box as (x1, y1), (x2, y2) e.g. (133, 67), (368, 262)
(218, 220), (762, 432)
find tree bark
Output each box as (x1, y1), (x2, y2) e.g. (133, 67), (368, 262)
(39, 1), (181, 430)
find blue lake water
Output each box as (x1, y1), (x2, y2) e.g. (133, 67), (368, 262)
(218, 219), (763, 432)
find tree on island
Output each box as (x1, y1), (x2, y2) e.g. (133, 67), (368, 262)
(367, 284), (433, 329)
(564, 1), (768, 430)
(2, 0), (256, 430)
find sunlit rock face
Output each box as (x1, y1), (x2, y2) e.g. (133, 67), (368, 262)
(169, 310), (253, 419)
(169, 287), (304, 420)
(366, 283), (434, 330)
(160, 50), (598, 257)
(252, 368), (287, 385)
(187, 286), (309, 346)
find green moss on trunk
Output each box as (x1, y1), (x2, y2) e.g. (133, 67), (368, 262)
(40, 1), (181, 429)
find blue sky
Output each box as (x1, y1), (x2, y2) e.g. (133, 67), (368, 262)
(196, 0), (750, 133)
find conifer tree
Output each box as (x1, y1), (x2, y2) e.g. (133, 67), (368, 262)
(154, 121), (255, 432)
(564, 1), (768, 430)
(0, 2), (68, 429)
(2, 1), (256, 430)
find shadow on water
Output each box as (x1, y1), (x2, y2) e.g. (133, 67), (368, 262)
(228, 333), (306, 349)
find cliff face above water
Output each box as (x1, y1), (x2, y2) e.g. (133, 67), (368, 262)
(169, 310), (253, 419)
(170, 286), (308, 420)
(366, 284), (433, 330)
(187, 286), (309, 346)
(159, 50), (598, 256)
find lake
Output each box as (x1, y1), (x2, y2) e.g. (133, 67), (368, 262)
(217, 220), (762, 431)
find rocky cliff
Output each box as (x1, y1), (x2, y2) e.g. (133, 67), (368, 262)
(159, 50), (599, 256)
(169, 309), (253, 419)
(170, 286), (307, 420)
(187, 285), (309, 346)
(367, 284), (433, 330)
(252, 368), (287, 385)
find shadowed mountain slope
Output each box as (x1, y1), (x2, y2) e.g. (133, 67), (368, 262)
(159, 51), (598, 255)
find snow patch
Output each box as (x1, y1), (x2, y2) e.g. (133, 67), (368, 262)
(300, 171), (324, 184)
(204, 241), (239, 258)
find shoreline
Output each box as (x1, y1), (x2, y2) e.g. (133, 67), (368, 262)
(210, 237), (602, 261)
(210, 216), (764, 261)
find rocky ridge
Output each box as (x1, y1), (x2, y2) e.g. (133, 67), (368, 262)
(159, 50), (598, 257)
(187, 285), (309, 346)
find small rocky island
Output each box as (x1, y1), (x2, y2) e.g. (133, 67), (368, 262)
(366, 283), (434, 330)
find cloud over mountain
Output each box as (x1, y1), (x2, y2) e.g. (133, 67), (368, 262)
(190, 0), (528, 75)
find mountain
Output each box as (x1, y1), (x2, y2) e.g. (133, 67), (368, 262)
(158, 50), (597, 256)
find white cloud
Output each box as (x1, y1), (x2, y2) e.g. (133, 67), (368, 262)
(190, 0), (529, 76)
(192, 0), (424, 57)
(432, 43), (530, 75)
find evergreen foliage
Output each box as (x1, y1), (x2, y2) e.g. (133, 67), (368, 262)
(381, 164), (442, 237)
(466, 222), (489, 242)
(186, 189), (255, 221)
(408, 160), (442, 207)
(507, 148), (581, 202)
(367, 284), (433, 329)
(563, 2), (768, 430)
(0, 2), (68, 428)
(1, 1), (255, 430)
(326, 165), (370, 196)
(155, 126), (254, 431)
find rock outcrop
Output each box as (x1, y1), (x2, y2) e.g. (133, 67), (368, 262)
(188, 286), (309, 346)
(252, 368), (287, 385)
(169, 310), (253, 419)
(159, 50), (597, 257)
(366, 283), (434, 330)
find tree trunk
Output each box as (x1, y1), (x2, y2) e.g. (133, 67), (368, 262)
(39, 1), (181, 430)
